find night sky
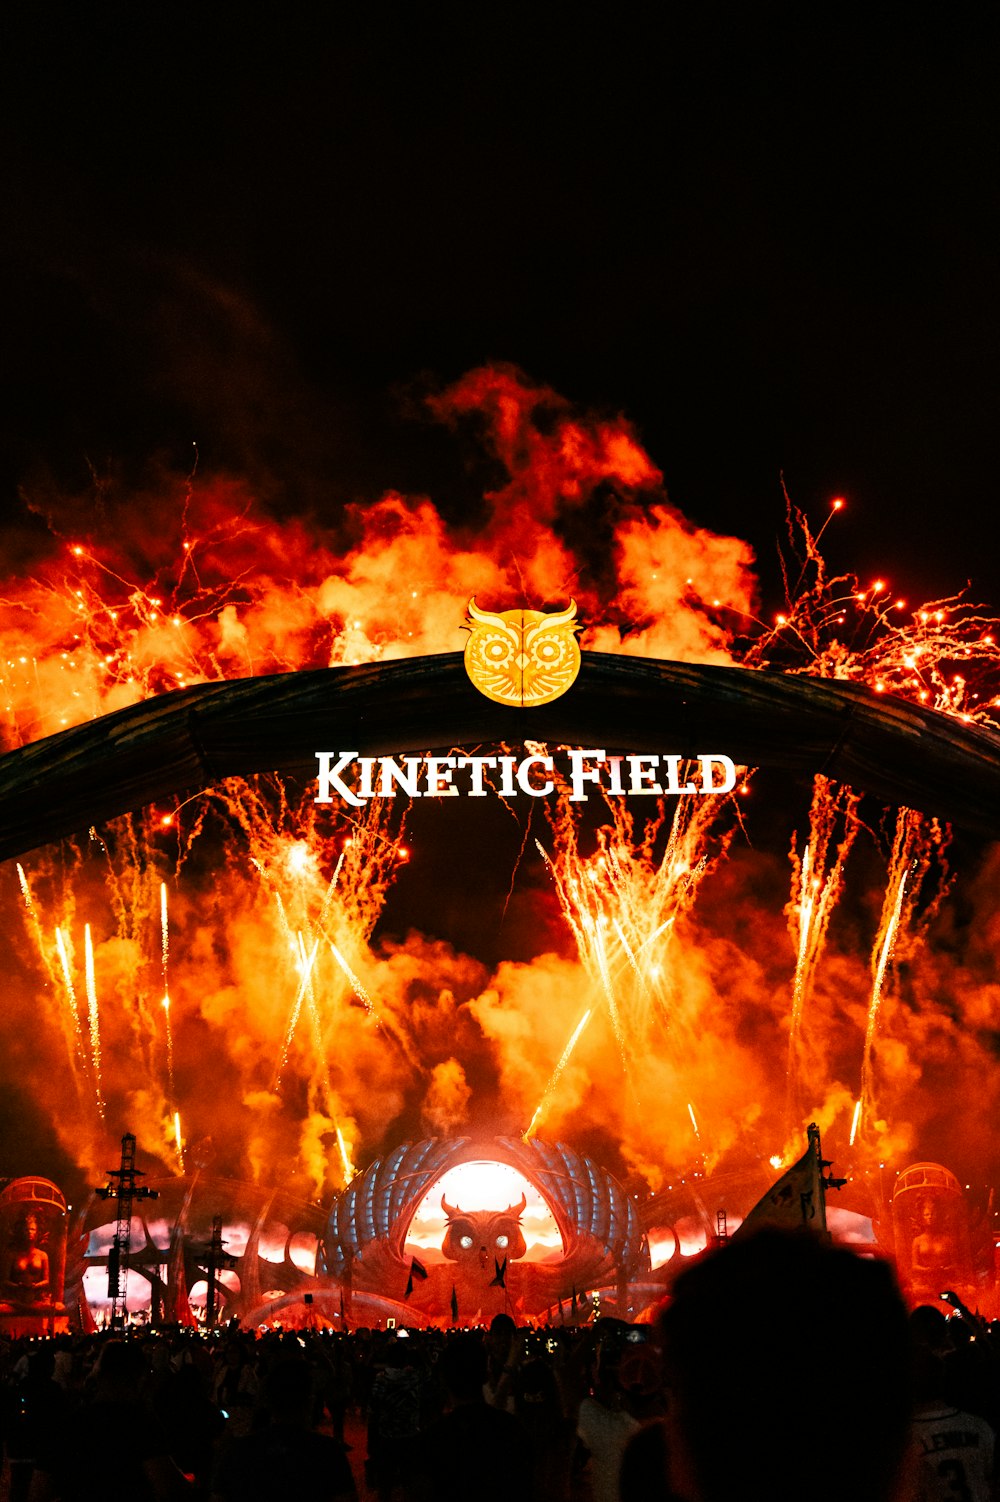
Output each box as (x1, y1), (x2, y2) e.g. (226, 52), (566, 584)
(0, 10), (996, 607)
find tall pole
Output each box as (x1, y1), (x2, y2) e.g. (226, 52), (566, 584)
(188, 1214), (236, 1328)
(204, 1215), (230, 1328)
(95, 1132), (159, 1327)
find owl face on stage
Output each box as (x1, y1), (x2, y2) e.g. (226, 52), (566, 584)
(463, 599), (582, 707)
(440, 1193), (528, 1263)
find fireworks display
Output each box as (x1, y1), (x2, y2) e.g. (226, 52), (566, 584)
(2, 365), (999, 1212)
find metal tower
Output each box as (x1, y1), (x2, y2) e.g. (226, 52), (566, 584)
(189, 1214), (236, 1327)
(95, 1132), (159, 1327)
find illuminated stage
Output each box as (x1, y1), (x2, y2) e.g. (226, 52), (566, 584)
(47, 1135), (995, 1330)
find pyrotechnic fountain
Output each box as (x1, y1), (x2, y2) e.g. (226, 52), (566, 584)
(0, 365), (999, 1324)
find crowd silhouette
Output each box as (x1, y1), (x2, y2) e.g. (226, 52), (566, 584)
(0, 1229), (992, 1501)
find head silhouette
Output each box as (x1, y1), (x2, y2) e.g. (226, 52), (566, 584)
(659, 1229), (913, 1502)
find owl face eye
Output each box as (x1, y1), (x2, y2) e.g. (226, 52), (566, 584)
(486, 641), (510, 661)
(496, 1233), (509, 1249)
(459, 1234), (474, 1250)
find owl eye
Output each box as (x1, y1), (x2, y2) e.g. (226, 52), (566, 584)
(459, 1235), (474, 1250)
(496, 1234), (509, 1249)
(486, 642), (509, 660)
(535, 641), (559, 661)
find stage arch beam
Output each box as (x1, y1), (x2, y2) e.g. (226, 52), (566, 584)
(0, 651), (999, 859)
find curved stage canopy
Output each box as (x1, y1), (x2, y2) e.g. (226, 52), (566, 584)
(1, 650), (1000, 858)
(324, 1134), (646, 1277)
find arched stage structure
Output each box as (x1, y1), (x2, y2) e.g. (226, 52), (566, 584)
(323, 1135), (647, 1324)
(4, 650), (1000, 1328)
(0, 651), (999, 858)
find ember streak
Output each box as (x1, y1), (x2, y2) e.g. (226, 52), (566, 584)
(1, 367), (998, 1208)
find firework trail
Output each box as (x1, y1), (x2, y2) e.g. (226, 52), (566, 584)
(525, 1008), (593, 1138)
(17, 865), (88, 1085)
(858, 864), (910, 1145)
(543, 779), (735, 1046)
(53, 925), (88, 1097)
(15, 829), (175, 1156)
(204, 778), (410, 1188)
(161, 883), (176, 1102)
(328, 942), (379, 1022)
(274, 934), (319, 1089)
(83, 923), (105, 1121)
(335, 1126), (355, 1183)
(532, 774), (738, 1131)
(161, 881), (169, 985)
(785, 777), (860, 1122)
(856, 808), (950, 1148)
(16, 864), (51, 971)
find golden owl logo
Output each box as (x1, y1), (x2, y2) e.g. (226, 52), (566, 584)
(463, 599), (582, 707)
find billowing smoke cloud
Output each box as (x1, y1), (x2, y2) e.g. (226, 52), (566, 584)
(0, 366), (998, 1218)
(422, 1060), (472, 1135)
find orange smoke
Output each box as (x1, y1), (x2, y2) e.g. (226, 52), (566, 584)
(2, 365), (1000, 1211)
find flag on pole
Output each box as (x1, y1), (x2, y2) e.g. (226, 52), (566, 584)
(450, 1284), (459, 1323)
(167, 1228), (197, 1328)
(735, 1122), (829, 1238)
(405, 1256), (428, 1299)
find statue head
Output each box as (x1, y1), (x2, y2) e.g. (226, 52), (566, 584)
(440, 1193), (528, 1263)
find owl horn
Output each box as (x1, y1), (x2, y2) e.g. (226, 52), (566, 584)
(534, 599), (578, 631)
(502, 1193), (527, 1220)
(466, 597), (509, 630)
(441, 1194), (462, 1220)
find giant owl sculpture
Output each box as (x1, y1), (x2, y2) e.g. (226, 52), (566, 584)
(463, 599), (582, 707)
(440, 1193), (528, 1265)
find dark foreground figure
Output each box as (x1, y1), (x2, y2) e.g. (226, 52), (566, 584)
(211, 1358), (355, 1502)
(0, 1228), (931, 1502)
(645, 1227), (914, 1502)
(407, 1332), (533, 1502)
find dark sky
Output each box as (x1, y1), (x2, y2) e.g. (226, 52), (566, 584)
(0, 8), (997, 607)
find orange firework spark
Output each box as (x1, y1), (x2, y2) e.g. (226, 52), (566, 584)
(16, 864), (88, 1090)
(53, 924), (88, 1093)
(160, 882), (176, 1102)
(855, 809), (952, 1155)
(11, 768), (415, 1192)
(187, 774), (410, 1192)
(525, 1008), (593, 1139)
(83, 923), (105, 1122)
(785, 777), (860, 1122)
(273, 933), (318, 1089)
(532, 771), (740, 1146)
(747, 497), (1000, 727)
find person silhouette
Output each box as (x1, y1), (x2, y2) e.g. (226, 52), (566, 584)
(657, 1228), (913, 1502)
